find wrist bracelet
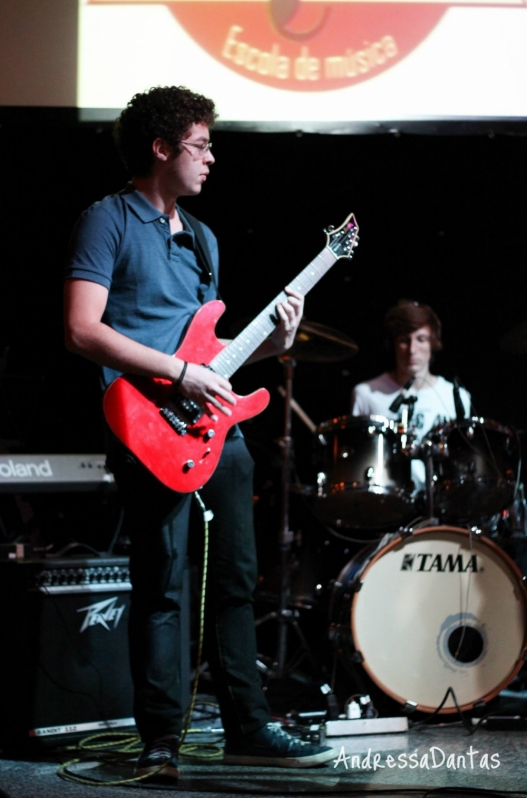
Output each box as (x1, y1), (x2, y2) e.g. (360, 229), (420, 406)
(175, 361), (188, 388)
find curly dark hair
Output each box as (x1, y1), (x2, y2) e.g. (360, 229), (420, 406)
(384, 299), (443, 352)
(113, 86), (217, 176)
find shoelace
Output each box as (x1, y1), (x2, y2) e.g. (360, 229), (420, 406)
(147, 738), (178, 761)
(267, 724), (312, 748)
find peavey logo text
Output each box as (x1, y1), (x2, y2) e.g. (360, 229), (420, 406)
(401, 553), (479, 573)
(77, 597), (126, 633)
(0, 459), (52, 479)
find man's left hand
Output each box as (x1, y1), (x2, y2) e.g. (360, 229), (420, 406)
(271, 287), (304, 352)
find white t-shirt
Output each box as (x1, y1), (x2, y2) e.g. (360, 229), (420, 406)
(351, 372), (472, 490)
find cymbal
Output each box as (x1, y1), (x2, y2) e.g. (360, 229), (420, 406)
(500, 320), (527, 353)
(288, 319), (359, 362)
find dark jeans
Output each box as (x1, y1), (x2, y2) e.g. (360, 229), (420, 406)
(108, 433), (271, 742)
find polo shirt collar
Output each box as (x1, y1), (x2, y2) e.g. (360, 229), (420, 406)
(120, 182), (171, 224)
(120, 184), (196, 240)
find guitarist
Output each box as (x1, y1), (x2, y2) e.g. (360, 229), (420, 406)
(63, 86), (337, 781)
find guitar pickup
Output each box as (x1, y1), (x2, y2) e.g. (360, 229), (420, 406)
(160, 392), (204, 435)
(160, 405), (188, 435)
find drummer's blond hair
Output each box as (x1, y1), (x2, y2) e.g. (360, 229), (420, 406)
(384, 299), (443, 351)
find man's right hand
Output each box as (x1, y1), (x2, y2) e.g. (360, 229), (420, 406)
(178, 362), (236, 417)
(64, 279), (236, 416)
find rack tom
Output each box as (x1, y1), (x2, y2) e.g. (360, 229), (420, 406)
(311, 414), (416, 531)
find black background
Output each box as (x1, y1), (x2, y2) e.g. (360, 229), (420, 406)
(0, 118), (526, 507)
(1, 115), (526, 705)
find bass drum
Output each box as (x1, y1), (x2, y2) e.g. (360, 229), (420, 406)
(329, 526), (527, 713)
(312, 415), (417, 531)
(424, 417), (520, 523)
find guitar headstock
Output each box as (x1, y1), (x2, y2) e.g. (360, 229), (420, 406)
(324, 213), (359, 259)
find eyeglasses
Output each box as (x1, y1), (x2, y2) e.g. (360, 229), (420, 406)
(180, 140), (213, 158)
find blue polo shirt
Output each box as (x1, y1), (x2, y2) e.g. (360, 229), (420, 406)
(65, 184), (219, 388)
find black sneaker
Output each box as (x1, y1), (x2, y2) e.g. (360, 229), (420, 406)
(223, 723), (338, 768)
(135, 734), (180, 781)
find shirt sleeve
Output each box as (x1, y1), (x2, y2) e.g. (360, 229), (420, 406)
(351, 385), (368, 416)
(462, 387), (472, 417)
(64, 202), (123, 290)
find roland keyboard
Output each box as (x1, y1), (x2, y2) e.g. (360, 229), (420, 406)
(0, 454), (116, 492)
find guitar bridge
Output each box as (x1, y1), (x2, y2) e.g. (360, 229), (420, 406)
(160, 393), (203, 435)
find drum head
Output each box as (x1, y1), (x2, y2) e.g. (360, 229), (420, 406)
(351, 526), (527, 713)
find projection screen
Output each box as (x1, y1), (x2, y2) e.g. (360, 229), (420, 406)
(77, 0), (527, 129)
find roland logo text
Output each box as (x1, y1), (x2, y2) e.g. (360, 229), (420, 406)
(0, 459), (53, 479)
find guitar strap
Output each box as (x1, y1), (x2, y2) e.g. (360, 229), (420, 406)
(118, 185), (221, 300)
(179, 207), (223, 302)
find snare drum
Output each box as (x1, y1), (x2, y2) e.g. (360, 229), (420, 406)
(312, 415), (416, 530)
(330, 526), (527, 713)
(424, 417), (520, 522)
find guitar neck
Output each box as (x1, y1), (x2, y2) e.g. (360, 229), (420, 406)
(210, 245), (338, 379)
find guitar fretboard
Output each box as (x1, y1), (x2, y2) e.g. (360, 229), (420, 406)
(210, 246), (337, 379)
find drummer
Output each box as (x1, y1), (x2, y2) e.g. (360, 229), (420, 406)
(350, 299), (472, 489)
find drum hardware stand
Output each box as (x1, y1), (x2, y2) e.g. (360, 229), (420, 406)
(277, 385), (317, 434)
(256, 354), (319, 682)
(398, 396), (443, 526)
(397, 395), (416, 433)
(254, 606), (318, 679)
(418, 436), (447, 526)
(256, 322), (359, 694)
(396, 397), (437, 529)
(423, 444), (438, 523)
(396, 395), (417, 457)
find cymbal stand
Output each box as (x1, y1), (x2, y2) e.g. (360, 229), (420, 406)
(256, 355), (318, 680)
(276, 355), (294, 677)
(397, 397), (416, 452)
(400, 396), (439, 525)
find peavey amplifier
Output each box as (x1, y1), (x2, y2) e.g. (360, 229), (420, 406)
(0, 555), (190, 749)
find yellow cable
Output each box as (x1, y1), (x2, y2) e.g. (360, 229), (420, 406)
(179, 491), (212, 747)
(58, 492), (218, 786)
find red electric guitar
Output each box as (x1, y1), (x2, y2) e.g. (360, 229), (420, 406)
(103, 212), (359, 493)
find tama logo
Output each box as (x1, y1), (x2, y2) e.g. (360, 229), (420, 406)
(77, 597), (126, 633)
(401, 553), (479, 573)
(0, 459), (52, 478)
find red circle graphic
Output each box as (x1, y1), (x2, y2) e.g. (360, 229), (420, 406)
(169, 3), (446, 92)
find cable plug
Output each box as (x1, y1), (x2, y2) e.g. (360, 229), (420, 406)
(359, 694), (376, 718)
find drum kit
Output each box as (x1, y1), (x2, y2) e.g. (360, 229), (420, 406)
(257, 318), (527, 716)
(312, 412), (520, 531)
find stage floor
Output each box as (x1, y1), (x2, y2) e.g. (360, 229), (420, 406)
(1, 701), (527, 798)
